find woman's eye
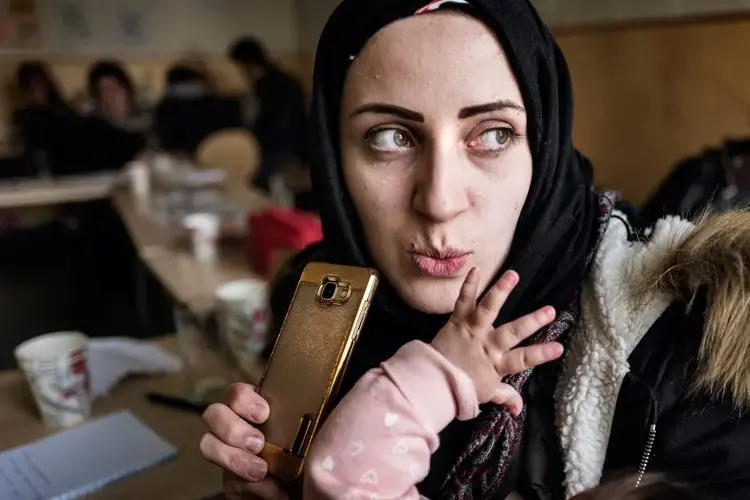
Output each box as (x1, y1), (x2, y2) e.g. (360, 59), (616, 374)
(367, 128), (413, 150)
(470, 128), (513, 150)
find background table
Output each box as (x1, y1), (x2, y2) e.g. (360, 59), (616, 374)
(0, 172), (118, 209)
(113, 189), (269, 316)
(0, 338), (224, 500)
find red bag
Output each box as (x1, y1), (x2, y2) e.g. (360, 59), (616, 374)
(247, 207), (323, 278)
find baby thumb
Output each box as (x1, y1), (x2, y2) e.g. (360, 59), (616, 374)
(489, 383), (523, 417)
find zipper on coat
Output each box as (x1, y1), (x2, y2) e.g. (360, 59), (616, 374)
(636, 400), (659, 487)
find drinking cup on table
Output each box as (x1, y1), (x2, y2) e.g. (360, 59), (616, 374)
(14, 332), (91, 428)
(215, 279), (270, 378)
(126, 160), (150, 198)
(183, 213), (220, 262)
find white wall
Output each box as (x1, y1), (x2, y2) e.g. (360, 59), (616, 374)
(295, 0), (339, 52)
(1, 0), (298, 56)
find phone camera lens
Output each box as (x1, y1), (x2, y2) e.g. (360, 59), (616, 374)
(321, 282), (337, 301)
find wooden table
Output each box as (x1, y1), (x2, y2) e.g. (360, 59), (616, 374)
(0, 338), (224, 500)
(113, 189), (270, 316)
(0, 172), (118, 209)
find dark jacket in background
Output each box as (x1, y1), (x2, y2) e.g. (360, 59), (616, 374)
(250, 69), (308, 191)
(154, 95), (243, 155)
(13, 106), (144, 175)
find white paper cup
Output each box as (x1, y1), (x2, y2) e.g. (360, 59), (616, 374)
(126, 160), (150, 198)
(215, 279), (269, 373)
(14, 332), (91, 428)
(183, 213), (220, 262)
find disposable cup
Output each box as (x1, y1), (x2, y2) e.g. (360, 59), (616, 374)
(14, 332), (91, 428)
(183, 213), (220, 262)
(215, 279), (269, 377)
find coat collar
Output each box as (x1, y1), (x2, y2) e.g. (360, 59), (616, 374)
(554, 213), (694, 497)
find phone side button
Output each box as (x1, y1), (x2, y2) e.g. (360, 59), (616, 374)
(353, 301), (370, 339)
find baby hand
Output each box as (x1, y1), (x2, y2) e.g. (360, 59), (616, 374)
(431, 268), (563, 415)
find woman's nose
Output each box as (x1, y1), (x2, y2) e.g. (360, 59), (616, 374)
(412, 146), (470, 223)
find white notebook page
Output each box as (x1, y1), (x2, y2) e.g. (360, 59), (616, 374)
(0, 410), (177, 500)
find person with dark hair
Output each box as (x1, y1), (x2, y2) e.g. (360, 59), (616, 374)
(75, 60), (149, 171)
(202, 1), (750, 499)
(154, 64), (243, 154)
(11, 61), (83, 175)
(164, 64), (212, 98)
(15, 61), (66, 110)
(228, 36), (309, 193)
(84, 60), (151, 133)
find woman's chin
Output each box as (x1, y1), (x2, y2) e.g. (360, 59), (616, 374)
(396, 280), (460, 315)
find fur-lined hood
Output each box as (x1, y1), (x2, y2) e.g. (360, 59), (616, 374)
(555, 210), (750, 497)
(646, 210), (750, 408)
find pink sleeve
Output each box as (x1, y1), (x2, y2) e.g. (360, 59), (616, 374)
(303, 340), (479, 500)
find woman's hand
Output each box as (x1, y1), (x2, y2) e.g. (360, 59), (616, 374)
(431, 268), (563, 414)
(200, 383), (289, 499)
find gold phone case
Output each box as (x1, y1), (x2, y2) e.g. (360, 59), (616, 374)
(256, 262), (379, 482)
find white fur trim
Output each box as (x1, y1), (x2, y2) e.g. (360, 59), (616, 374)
(555, 213), (694, 498)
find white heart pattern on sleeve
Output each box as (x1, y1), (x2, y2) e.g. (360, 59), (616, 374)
(392, 439), (408, 455)
(348, 439), (365, 457)
(360, 469), (379, 485)
(321, 456), (335, 471)
(384, 412), (399, 427)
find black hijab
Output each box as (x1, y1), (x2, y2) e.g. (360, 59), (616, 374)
(270, 0), (599, 497)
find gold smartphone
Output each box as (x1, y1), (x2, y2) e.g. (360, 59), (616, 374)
(256, 262), (379, 482)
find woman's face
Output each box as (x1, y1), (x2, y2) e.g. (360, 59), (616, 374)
(29, 77), (48, 106)
(340, 12), (532, 314)
(97, 76), (129, 118)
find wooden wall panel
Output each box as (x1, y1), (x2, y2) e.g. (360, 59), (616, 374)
(558, 18), (750, 204)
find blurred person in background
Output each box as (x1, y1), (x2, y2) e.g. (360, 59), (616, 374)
(74, 60), (149, 172)
(84, 60), (151, 133)
(154, 64), (243, 155)
(14, 61), (67, 112)
(228, 36), (309, 193)
(11, 61), (82, 175)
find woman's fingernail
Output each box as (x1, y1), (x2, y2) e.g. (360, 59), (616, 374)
(251, 403), (270, 422)
(544, 306), (556, 319)
(248, 457), (268, 481)
(246, 435), (264, 454)
(550, 342), (564, 356)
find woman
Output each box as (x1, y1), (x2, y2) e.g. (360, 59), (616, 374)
(84, 60), (151, 132)
(14, 61), (67, 110)
(79, 61), (149, 171)
(11, 61), (80, 169)
(200, 0), (750, 498)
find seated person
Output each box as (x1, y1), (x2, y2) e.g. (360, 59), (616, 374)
(228, 36), (309, 192)
(72, 61), (148, 171)
(82, 60), (152, 133)
(153, 64), (242, 154)
(11, 61), (84, 176)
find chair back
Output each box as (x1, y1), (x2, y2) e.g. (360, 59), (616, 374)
(196, 128), (260, 188)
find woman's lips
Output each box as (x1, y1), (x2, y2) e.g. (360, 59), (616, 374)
(410, 252), (470, 277)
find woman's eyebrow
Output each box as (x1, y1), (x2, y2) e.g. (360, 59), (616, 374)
(350, 103), (424, 122)
(458, 100), (525, 119)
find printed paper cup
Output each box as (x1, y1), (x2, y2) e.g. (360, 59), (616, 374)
(15, 332), (91, 428)
(216, 279), (269, 373)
